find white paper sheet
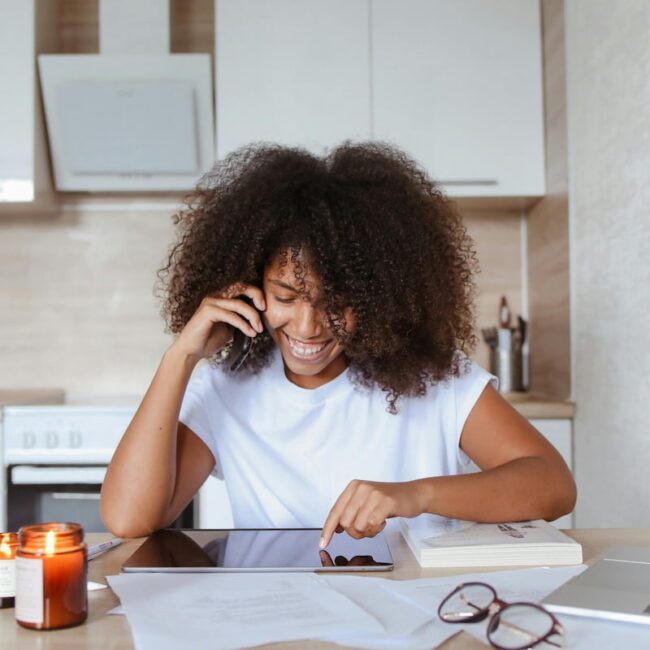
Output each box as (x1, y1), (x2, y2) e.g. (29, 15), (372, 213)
(320, 575), (449, 650)
(107, 572), (383, 650)
(322, 565), (589, 649)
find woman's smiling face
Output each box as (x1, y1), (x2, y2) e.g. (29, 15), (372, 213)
(262, 253), (355, 389)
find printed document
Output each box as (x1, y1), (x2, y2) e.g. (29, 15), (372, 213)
(107, 572), (382, 650)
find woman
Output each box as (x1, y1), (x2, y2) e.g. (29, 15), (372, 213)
(100, 142), (576, 544)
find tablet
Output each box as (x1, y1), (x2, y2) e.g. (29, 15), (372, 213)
(122, 528), (394, 573)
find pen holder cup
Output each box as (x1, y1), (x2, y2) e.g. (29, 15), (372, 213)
(490, 347), (523, 393)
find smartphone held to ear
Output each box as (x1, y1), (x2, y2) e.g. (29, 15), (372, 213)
(228, 328), (252, 371)
(226, 295), (260, 371)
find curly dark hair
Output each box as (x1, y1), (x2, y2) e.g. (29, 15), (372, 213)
(158, 141), (478, 412)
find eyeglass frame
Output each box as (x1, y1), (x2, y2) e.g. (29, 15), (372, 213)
(437, 581), (566, 650)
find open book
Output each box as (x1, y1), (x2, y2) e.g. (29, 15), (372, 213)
(399, 516), (582, 568)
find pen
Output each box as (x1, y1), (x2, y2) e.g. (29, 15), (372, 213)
(87, 538), (123, 560)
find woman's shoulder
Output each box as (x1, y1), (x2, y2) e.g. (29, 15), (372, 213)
(438, 354), (497, 420)
(446, 354), (497, 392)
(414, 354), (496, 409)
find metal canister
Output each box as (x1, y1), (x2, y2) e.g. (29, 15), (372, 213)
(490, 346), (523, 393)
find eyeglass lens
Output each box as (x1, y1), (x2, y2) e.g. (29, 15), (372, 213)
(439, 583), (495, 622)
(488, 603), (557, 650)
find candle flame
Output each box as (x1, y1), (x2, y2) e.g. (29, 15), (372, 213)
(0, 536), (10, 558)
(45, 530), (56, 554)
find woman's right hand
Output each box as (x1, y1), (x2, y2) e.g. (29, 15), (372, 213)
(168, 283), (266, 363)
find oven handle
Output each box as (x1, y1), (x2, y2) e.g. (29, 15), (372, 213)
(51, 492), (101, 500)
(11, 465), (107, 485)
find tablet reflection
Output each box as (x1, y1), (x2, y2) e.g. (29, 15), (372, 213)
(126, 529), (392, 570)
(137, 529), (217, 568)
(203, 530), (392, 568)
(318, 550), (382, 567)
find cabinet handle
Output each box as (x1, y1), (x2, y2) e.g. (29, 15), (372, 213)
(438, 179), (498, 186)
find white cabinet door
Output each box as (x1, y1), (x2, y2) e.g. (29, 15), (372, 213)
(216, 0), (371, 157)
(0, 0), (35, 201)
(197, 475), (234, 529)
(530, 418), (573, 529)
(371, 0), (545, 197)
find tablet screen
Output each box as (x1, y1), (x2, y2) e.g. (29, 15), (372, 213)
(122, 528), (394, 572)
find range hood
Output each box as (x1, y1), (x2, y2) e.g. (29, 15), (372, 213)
(38, 0), (214, 192)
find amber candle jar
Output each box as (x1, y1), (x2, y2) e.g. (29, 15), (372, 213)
(0, 532), (19, 608)
(15, 523), (87, 630)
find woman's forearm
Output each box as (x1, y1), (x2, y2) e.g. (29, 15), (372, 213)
(320, 456), (576, 548)
(100, 346), (197, 537)
(416, 456), (577, 523)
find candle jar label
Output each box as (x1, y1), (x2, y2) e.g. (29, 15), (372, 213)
(0, 559), (16, 597)
(15, 557), (44, 625)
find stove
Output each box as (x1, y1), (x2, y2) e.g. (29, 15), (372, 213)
(1, 404), (135, 532)
(1, 402), (233, 532)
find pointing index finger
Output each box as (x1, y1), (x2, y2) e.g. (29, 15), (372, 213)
(320, 488), (354, 549)
(320, 511), (339, 550)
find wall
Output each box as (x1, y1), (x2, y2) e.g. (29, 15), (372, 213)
(0, 205), (175, 397)
(527, 0), (570, 399)
(566, 0), (650, 526)
(0, 203), (521, 396)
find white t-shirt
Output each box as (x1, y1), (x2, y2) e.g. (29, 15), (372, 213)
(179, 349), (496, 528)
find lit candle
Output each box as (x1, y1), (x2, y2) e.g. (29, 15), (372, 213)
(0, 532), (19, 609)
(15, 522), (87, 630)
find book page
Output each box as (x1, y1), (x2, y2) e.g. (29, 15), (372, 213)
(402, 516), (573, 548)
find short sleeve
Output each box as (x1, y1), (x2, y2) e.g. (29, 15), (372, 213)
(178, 364), (223, 479)
(453, 358), (498, 466)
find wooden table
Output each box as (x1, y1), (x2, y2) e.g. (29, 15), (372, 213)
(2, 528), (649, 650)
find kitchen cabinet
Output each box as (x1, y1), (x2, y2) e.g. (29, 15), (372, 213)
(0, 0), (56, 208)
(0, 0), (35, 201)
(215, 0), (544, 198)
(198, 476), (234, 529)
(371, 0), (545, 197)
(530, 418), (573, 528)
(216, 0), (371, 157)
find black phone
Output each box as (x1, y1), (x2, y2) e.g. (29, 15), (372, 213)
(226, 295), (259, 371)
(228, 328), (252, 371)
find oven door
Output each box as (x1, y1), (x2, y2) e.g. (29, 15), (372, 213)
(8, 465), (107, 532)
(7, 465), (194, 532)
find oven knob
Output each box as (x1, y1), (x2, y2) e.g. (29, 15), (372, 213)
(45, 431), (59, 448)
(69, 430), (83, 448)
(22, 431), (36, 448)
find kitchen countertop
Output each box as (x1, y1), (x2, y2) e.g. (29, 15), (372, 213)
(503, 392), (575, 419)
(0, 389), (65, 408)
(0, 389), (574, 419)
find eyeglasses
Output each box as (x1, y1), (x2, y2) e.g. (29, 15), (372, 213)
(438, 581), (566, 650)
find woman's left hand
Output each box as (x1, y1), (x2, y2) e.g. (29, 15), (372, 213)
(320, 479), (425, 549)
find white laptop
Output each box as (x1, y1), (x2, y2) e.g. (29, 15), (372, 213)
(543, 546), (650, 625)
